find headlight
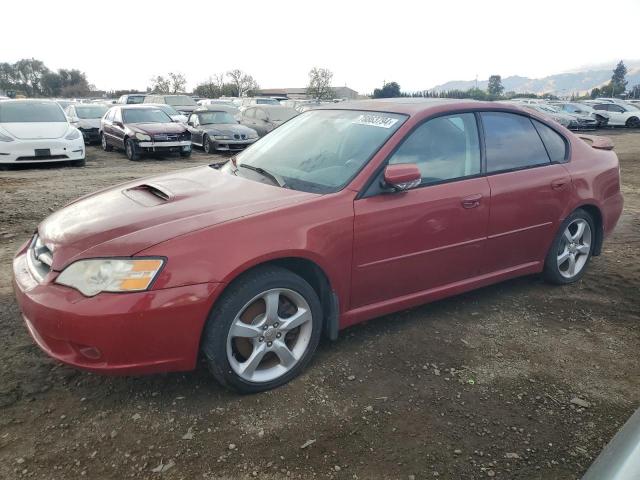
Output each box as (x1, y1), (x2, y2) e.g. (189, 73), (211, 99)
(135, 132), (151, 141)
(0, 131), (13, 142)
(56, 258), (164, 296)
(214, 135), (232, 140)
(65, 128), (81, 140)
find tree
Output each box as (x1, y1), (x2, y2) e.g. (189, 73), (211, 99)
(13, 58), (48, 96)
(609, 60), (627, 97)
(307, 67), (334, 100)
(227, 69), (259, 97)
(487, 75), (504, 96)
(372, 81), (401, 98)
(149, 75), (171, 94)
(194, 73), (226, 98)
(168, 72), (187, 93)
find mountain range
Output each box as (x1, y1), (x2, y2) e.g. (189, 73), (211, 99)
(430, 61), (640, 96)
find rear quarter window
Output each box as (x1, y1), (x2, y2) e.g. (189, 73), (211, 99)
(481, 112), (550, 173)
(532, 120), (567, 163)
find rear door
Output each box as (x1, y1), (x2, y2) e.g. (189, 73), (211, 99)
(111, 108), (126, 148)
(480, 112), (573, 273)
(351, 112), (490, 308)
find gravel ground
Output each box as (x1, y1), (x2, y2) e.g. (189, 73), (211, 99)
(0, 132), (638, 480)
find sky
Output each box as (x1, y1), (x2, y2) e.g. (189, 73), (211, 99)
(3, 0), (640, 95)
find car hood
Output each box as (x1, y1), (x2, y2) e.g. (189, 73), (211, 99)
(1, 122), (69, 139)
(202, 123), (256, 136)
(77, 118), (101, 129)
(37, 166), (317, 270)
(127, 122), (187, 135)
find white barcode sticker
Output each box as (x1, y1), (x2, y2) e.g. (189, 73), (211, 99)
(353, 114), (399, 129)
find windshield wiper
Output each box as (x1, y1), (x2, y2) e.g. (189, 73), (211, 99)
(238, 164), (286, 188)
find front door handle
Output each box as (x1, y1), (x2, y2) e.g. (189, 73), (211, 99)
(461, 194), (483, 209)
(551, 177), (570, 190)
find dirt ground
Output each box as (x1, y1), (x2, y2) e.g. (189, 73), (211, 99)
(0, 132), (638, 480)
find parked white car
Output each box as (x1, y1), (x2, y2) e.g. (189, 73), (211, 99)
(591, 102), (640, 128)
(65, 104), (109, 144)
(0, 100), (85, 166)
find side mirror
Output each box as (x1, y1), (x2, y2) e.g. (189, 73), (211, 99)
(383, 164), (421, 192)
(114, 121), (124, 128)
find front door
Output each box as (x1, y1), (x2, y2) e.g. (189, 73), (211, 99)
(351, 112), (490, 309)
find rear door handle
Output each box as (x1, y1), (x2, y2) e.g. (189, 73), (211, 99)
(461, 194), (483, 209)
(551, 177), (570, 190)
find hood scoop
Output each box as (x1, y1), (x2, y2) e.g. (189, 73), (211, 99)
(122, 183), (174, 206)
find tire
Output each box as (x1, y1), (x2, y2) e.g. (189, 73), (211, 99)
(543, 209), (595, 285)
(70, 159), (86, 167)
(101, 133), (113, 152)
(125, 138), (140, 161)
(625, 116), (640, 128)
(203, 135), (212, 154)
(201, 266), (323, 393)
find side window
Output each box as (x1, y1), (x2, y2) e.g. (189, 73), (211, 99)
(609, 105), (624, 113)
(388, 113), (481, 184)
(481, 112), (550, 173)
(105, 109), (115, 121)
(244, 108), (255, 119)
(190, 114), (199, 126)
(532, 120), (567, 163)
(593, 104), (607, 111)
(114, 108), (122, 123)
(255, 109), (268, 121)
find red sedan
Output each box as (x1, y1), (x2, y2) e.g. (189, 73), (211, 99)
(13, 99), (623, 393)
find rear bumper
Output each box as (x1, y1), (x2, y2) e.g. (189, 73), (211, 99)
(0, 137), (84, 164)
(12, 250), (222, 375)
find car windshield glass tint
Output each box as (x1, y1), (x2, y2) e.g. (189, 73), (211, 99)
(76, 106), (108, 119)
(0, 102), (66, 123)
(225, 110), (406, 194)
(256, 98), (279, 105)
(123, 109), (171, 123)
(198, 112), (236, 124)
(157, 105), (179, 115)
(166, 96), (197, 106)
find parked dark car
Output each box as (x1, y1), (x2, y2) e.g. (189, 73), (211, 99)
(66, 104), (109, 144)
(100, 105), (191, 161)
(239, 105), (298, 137)
(187, 108), (258, 153)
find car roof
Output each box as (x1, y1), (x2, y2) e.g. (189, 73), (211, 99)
(314, 98), (527, 117)
(248, 104), (296, 111)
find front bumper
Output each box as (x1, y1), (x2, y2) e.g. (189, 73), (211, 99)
(12, 248), (222, 375)
(137, 140), (191, 153)
(211, 138), (258, 151)
(0, 137), (84, 164)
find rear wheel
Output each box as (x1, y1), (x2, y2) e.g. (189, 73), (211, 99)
(101, 133), (112, 151)
(543, 209), (594, 284)
(125, 138), (140, 161)
(201, 266), (323, 393)
(626, 116), (640, 128)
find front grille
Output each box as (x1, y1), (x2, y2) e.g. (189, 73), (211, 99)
(16, 155), (68, 161)
(27, 234), (52, 282)
(153, 133), (179, 142)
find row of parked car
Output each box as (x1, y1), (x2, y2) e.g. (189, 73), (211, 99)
(1, 94), (639, 167)
(506, 97), (640, 130)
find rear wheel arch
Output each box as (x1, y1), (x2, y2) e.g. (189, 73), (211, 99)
(576, 204), (603, 256)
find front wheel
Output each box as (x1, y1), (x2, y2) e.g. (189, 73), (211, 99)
(203, 135), (213, 154)
(201, 266), (323, 393)
(543, 209), (594, 284)
(125, 138), (140, 161)
(626, 117), (640, 128)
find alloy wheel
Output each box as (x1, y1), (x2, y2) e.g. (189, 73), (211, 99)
(557, 218), (592, 279)
(226, 288), (313, 383)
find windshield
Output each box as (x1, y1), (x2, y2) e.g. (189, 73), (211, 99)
(76, 105), (108, 119)
(224, 110), (406, 193)
(165, 95), (197, 106)
(256, 98), (279, 105)
(156, 104), (179, 116)
(198, 111), (236, 124)
(266, 108), (298, 121)
(123, 108), (171, 123)
(0, 102), (66, 123)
